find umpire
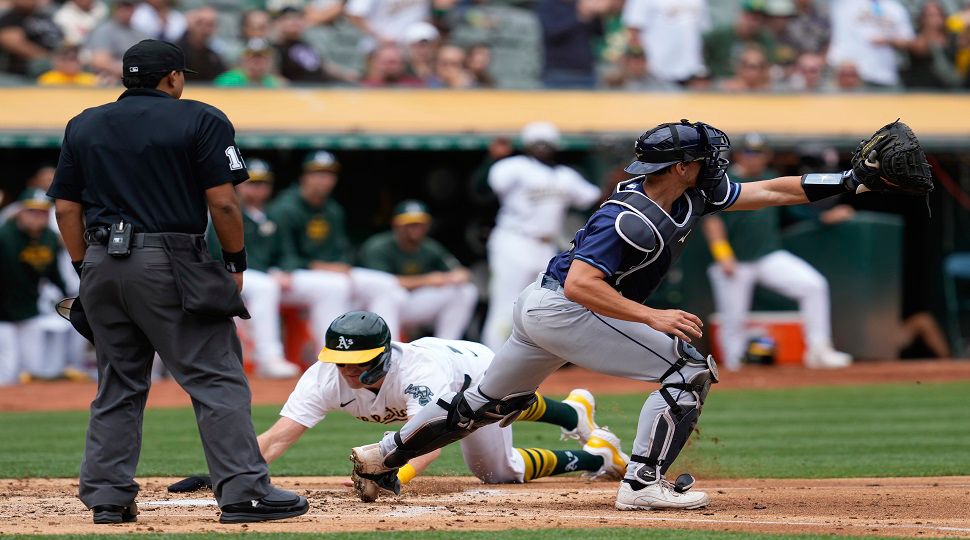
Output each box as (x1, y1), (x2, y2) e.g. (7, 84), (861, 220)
(47, 39), (309, 525)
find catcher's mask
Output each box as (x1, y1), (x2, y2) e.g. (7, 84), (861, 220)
(317, 311), (392, 386)
(625, 119), (731, 190)
(56, 297), (94, 344)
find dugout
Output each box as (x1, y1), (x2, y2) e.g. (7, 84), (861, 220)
(1, 89), (968, 358)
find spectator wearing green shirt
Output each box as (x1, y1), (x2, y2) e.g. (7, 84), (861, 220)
(268, 151), (405, 339)
(213, 37), (286, 87)
(205, 159), (303, 379)
(700, 134), (851, 371)
(358, 200), (477, 341)
(0, 191), (68, 386)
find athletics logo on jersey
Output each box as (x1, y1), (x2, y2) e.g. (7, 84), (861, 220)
(404, 384), (434, 406)
(336, 336), (354, 350)
(306, 216), (330, 242)
(19, 244), (54, 272)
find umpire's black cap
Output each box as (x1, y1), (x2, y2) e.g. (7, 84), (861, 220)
(123, 39), (197, 76)
(56, 297), (94, 344)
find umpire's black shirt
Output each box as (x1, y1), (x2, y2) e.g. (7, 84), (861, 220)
(48, 88), (249, 233)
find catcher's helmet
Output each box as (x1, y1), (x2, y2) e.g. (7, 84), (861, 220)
(318, 311), (392, 385)
(625, 119), (731, 190)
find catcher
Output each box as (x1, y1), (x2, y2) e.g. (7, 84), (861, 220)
(171, 311), (629, 501)
(347, 119), (932, 510)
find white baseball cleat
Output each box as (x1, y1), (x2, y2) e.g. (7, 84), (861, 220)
(349, 443), (398, 503)
(561, 388), (599, 444)
(804, 343), (852, 369)
(350, 471), (380, 503)
(257, 358), (300, 379)
(582, 428), (629, 480)
(615, 479), (711, 510)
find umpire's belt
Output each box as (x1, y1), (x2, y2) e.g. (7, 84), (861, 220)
(84, 228), (196, 248)
(540, 273), (564, 293)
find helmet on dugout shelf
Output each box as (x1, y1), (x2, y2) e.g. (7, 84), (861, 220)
(625, 119), (731, 190)
(318, 311), (392, 385)
(744, 335), (777, 366)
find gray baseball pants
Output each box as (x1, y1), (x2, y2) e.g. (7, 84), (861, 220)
(78, 244), (271, 508)
(381, 276), (711, 477)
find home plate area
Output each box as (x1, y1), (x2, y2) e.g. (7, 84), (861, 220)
(2, 476), (969, 537)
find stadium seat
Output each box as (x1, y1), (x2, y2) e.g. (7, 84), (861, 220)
(448, 4), (542, 89)
(304, 21), (367, 72)
(943, 252), (970, 357)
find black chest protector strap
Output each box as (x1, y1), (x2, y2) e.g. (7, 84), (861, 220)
(603, 190), (673, 254)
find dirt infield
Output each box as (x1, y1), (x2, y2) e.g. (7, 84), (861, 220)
(2, 476), (969, 537)
(2, 359), (969, 412)
(4, 362), (970, 537)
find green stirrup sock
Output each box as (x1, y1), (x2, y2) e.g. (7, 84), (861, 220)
(516, 392), (579, 430)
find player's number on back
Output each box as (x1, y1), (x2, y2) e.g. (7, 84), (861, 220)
(225, 146), (244, 170)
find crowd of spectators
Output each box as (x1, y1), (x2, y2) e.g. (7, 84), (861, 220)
(2, 0), (970, 90)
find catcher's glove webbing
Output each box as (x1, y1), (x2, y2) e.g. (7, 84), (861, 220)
(850, 119), (933, 196)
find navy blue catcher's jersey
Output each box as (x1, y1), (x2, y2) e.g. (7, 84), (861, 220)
(545, 175), (742, 304)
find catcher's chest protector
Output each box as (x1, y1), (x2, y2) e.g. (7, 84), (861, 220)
(600, 181), (705, 302)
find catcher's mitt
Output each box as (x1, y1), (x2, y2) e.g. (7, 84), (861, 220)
(850, 120), (933, 196)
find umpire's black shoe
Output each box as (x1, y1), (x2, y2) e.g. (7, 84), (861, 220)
(219, 487), (309, 524)
(92, 502), (138, 524)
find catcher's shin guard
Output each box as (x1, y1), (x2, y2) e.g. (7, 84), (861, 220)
(630, 339), (718, 483)
(383, 376), (538, 468)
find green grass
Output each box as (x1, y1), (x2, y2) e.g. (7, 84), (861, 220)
(1, 382), (968, 479)
(4, 530), (918, 540)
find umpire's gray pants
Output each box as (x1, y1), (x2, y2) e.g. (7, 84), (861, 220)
(78, 245), (271, 508)
(388, 277), (709, 464)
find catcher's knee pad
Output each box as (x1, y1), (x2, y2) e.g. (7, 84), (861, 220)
(477, 389), (538, 428)
(663, 337), (718, 406)
(383, 377), (537, 468)
(444, 376), (537, 430)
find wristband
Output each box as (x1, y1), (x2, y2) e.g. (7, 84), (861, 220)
(72, 260), (83, 277)
(397, 464), (418, 484)
(222, 247), (248, 273)
(709, 240), (734, 262)
(801, 171), (860, 202)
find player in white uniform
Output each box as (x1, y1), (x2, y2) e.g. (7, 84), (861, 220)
(170, 311), (629, 501)
(481, 122), (602, 352)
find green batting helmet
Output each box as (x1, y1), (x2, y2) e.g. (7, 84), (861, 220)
(318, 311), (392, 385)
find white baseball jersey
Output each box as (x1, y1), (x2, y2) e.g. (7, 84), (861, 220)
(827, 0), (914, 86)
(621, 0), (709, 82)
(488, 155), (600, 241)
(280, 336), (525, 482)
(281, 337), (492, 427)
(344, 0), (430, 50)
